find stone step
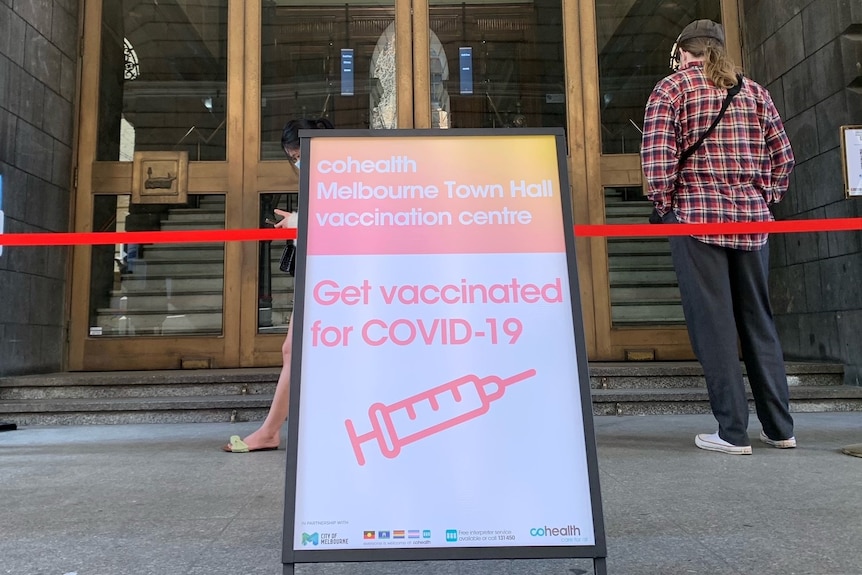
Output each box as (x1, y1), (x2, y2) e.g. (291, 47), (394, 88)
(108, 290), (294, 310)
(610, 269), (678, 284)
(109, 291), (224, 310)
(612, 304), (685, 324)
(605, 205), (654, 218)
(0, 363), (854, 426)
(117, 273), (294, 292)
(118, 273), (224, 291)
(1, 363), (839, 400)
(0, 368), (280, 393)
(0, 396), (272, 426)
(0, 369), (281, 424)
(610, 286), (681, 301)
(159, 221), (225, 231)
(93, 308), (293, 336)
(607, 239), (671, 255)
(125, 259), (224, 275)
(589, 362), (845, 389)
(604, 215), (656, 225)
(608, 254), (674, 269)
(145, 240), (226, 248)
(92, 309), (224, 335)
(135, 244), (225, 260)
(163, 210), (226, 222)
(591, 386), (862, 416)
(0, 380), (278, 401)
(121, 256), (287, 276)
(139, 244), (287, 259)
(3, 386), (860, 426)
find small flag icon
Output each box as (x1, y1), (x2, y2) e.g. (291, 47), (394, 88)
(363, 531), (375, 540)
(378, 530), (391, 539)
(408, 530), (421, 538)
(393, 530), (406, 539)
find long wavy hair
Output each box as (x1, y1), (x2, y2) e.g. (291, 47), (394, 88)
(281, 117), (334, 153)
(679, 37), (740, 89)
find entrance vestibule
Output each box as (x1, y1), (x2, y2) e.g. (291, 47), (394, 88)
(67, 0), (739, 370)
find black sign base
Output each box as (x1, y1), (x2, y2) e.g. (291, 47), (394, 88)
(285, 557), (607, 575)
(594, 556), (607, 574)
(0, 421), (18, 432)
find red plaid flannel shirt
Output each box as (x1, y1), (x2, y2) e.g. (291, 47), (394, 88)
(641, 63), (795, 250)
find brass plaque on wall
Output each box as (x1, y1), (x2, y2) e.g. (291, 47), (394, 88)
(132, 151), (189, 204)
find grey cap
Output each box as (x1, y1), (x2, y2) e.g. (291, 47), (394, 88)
(677, 19), (725, 46)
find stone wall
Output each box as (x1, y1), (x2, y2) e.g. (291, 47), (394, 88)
(742, 0), (862, 385)
(0, 0), (78, 376)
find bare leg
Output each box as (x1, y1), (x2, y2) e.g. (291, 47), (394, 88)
(227, 312), (293, 451)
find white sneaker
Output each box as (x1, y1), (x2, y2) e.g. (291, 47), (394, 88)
(695, 432), (752, 455)
(759, 430), (797, 449)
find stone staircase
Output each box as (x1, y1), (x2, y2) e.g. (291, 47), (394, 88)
(93, 196), (294, 337)
(7, 193), (859, 427)
(604, 190), (685, 326)
(1, 363), (860, 427)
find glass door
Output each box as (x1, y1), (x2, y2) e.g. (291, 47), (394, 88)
(69, 0), (242, 370)
(241, 0), (569, 365)
(240, 0), (409, 366)
(73, 0), (728, 368)
(587, 0), (741, 360)
(71, 0), (423, 370)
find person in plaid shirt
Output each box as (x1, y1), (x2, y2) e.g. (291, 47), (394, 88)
(641, 19), (796, 455)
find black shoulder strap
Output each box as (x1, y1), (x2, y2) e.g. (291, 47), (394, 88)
(678, 74), (743, 167)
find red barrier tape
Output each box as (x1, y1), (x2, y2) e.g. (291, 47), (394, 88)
(573, 218), (862, 237)
(0, 218), (859, 246)
(0, 228), (297, 246)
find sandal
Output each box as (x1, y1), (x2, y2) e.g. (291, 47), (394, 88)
(221, 435), (278, 453)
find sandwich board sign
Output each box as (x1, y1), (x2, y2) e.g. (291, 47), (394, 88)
(282, 129), (607, 574)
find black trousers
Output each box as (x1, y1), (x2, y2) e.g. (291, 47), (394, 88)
(669, 233), (794, 446)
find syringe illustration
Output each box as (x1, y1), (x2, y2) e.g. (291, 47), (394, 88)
(345, 368), (537, 466)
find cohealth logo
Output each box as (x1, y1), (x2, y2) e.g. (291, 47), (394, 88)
(301, 532), (320, 546)
(529, 525), (580, 537)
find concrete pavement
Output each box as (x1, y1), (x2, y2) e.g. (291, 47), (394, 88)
(1, 412), (860, 575)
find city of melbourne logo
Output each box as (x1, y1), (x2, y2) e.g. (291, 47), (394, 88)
(301, 532), (319, 546)
(303, 531), (348, 546)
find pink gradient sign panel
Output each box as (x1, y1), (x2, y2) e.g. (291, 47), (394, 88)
(305, 135), (566, 255)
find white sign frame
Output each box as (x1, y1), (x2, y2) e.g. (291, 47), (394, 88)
(841, 125), (862, 198)
(282, 129), (606, 574)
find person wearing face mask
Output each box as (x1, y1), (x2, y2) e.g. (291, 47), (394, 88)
(641, 20), (796, 455)
(223, 117), (333, 453)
